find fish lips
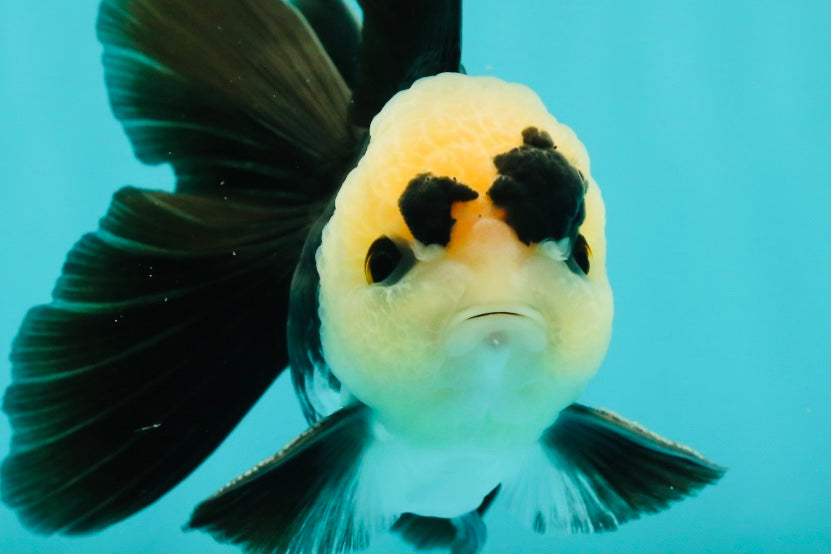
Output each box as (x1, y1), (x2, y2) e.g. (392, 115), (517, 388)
(444, 305), (548, 357)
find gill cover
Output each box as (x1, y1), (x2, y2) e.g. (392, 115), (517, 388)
(317, 73), (614, 442)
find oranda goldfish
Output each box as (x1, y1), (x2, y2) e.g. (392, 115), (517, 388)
(1, 1), (724, 553)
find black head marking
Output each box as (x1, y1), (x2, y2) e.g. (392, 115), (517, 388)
(489, 126), (587, 246)
(399, 173), (479, 246)
(521, 126), (555, 149)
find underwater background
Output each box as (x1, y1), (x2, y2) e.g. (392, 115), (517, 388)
(1, 1), (829, 552)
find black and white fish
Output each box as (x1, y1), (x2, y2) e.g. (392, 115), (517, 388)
(1, 1), (725, 553)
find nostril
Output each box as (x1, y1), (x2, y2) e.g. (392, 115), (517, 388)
(447, 216), (525, 267)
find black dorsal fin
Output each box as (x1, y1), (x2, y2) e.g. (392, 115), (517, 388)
(349, 0), (463, 127)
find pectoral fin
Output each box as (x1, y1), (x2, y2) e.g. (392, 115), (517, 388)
(505, 403), (726, 534)
(187, 404), (386, 554)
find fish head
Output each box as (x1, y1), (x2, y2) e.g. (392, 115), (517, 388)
(317, 73), (613, 446)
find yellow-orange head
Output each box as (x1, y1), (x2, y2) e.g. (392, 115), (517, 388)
(317, 73), (613, 446)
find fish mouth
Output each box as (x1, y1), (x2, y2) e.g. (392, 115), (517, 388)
(449, 304), (546, 328)
(444, 304), (547, 356)
(467, 311), (521, 320)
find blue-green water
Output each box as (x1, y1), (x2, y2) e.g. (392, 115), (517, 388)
(1, 1), (829, 552)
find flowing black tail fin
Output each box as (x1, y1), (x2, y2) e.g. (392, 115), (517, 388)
(2, 0), (359, 534)
(97, 0), (359, 194)
(3, 0), (467, 538)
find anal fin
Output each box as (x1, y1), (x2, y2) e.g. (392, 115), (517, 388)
(391, 486), (500, 554)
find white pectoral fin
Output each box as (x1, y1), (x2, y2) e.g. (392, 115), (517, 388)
(186, 404), (391, 554)
(504, 404), (726, 534)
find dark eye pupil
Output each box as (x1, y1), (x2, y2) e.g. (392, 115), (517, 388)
(365, 236), (414, 285)
(571, 234), (591, 275)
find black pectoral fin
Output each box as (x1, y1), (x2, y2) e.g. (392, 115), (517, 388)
(2, 187), (305, 534)
(507, 403), (726, 534)
(187, 404), (378, 554)
(350, 0), (462, 127)
(98, 0), (359, 194)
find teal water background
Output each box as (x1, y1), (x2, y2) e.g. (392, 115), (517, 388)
(2, 1), (830, 552)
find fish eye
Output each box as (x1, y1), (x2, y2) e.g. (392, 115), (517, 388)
(569, 234), (591, 275)
(364, 236), (415, 285)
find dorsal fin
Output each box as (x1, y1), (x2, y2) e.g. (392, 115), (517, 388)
(349, 0), (463, 127)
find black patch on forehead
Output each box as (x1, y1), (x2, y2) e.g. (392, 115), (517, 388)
(489, 126), (586, 245)
(399, 173), (479, 246)
(520, 126), (554, 149)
